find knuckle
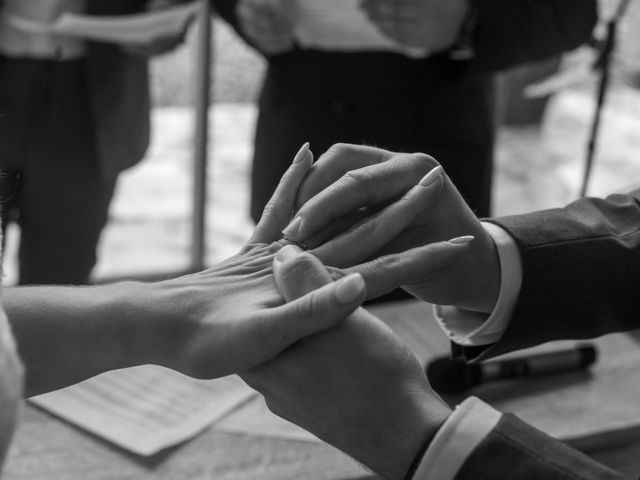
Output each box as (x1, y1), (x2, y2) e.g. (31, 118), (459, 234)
(260, 200), (278, 219)
(372, 253), (402, 273)
(281, 251), (323, 278)
(300, 289), (323, 320)
(341, 169), (370, 189)
(325, 142), (356, 158)
(321, 143), (362, 168)
(293, 251), (320, 269)
(261, 197), (289, 223)
(411, 152), (439, 171)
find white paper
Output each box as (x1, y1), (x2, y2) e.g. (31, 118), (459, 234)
(50, 1), (203, 45)
(30, 365), (256, 456)
(292, 0), (428, 58)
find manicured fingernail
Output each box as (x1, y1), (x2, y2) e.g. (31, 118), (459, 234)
(335, 273), (365, 304)
(449, 235), (475, 245)
(282, 216), (303, 240)
(293, 142), (311, 164)
(419, 165), (443, 187)
(275, 244), (303, 263)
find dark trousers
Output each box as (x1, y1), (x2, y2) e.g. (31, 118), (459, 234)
(0, 56), (116, 285)
(250, 56), (495, 223)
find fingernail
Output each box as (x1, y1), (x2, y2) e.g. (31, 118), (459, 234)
(282, 216), (303, 240)
(293, 142), (311, 164)
(275, 244), (303, 263)
(418, 165), (443, 187)
(448, 235), (475, 245)
(335, 273), (365, 304)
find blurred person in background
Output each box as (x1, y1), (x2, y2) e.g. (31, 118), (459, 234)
(0, 0), (188, 285)
(210, 0), (597, 226)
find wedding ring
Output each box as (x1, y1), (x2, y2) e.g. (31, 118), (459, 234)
(283, 235), (307, 250)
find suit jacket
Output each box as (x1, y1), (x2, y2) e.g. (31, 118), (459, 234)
(456, 413), (629, 479)
(86, 0), (151, 182)
(485, 188), (640, 358)
(451, 189), (640, 479)
(210, 0), (596, 220)
(0, 0), (151, 182)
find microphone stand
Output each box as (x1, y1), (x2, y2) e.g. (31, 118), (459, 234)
(580, 0), (631, 197)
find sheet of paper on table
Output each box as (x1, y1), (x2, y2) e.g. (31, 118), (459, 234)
(292, 0), (429, 58)
(48, 0), (203, 44)
(30, 366), (256, 456)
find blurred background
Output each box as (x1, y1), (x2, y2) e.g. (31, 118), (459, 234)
(5, 0), (640, 283)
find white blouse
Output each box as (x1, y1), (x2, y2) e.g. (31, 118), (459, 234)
(0, 0), (87, 59)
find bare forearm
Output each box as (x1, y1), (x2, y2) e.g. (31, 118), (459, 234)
(2, 282), (173, 397)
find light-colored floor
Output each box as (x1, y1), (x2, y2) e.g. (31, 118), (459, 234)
(4, 85), (640, 283)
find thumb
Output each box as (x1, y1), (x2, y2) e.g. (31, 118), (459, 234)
(272, 245), (334, 300)
(253, 272), (366, 358)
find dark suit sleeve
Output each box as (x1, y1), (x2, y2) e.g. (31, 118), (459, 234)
(455, 414), (629, 480)
(468, 0), (597, 73)
(471, 189), (640, 359)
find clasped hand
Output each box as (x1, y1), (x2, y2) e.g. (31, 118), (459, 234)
(243, 245), (450, 480)
(283, 143), (501, 313)
(243, 143), (503, 479)
(147, 144), (367, 381)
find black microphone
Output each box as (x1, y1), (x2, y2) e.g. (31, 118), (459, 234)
(426, 344), (597, 394)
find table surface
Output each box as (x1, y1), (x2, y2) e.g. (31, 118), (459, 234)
(4, 300), (640, 479)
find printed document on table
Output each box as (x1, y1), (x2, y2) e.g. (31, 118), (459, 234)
(292, 0), (428, 58)
(50, 0), (203, 44)
(30, 365), (256, 456)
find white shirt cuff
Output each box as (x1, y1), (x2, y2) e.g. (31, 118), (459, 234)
(434, 222), (523, 347)
(412, 397), (502, 480)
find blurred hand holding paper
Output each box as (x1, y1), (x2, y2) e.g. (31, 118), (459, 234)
(292, 0), (429, 58)
(5, 1), (203, 45)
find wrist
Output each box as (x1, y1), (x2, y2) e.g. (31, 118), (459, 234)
(126, 276), (222, 376)
(96, 281), (162, 370)
(364, 392), (450, 480)
(104, 280), (191, 371)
